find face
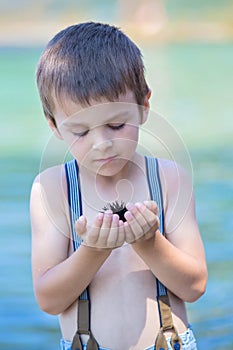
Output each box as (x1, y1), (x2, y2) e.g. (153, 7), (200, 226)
(50, 91), (149, 177)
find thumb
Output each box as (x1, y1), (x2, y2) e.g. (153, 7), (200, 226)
(143, 200), (159, 215)
(75, 215), (87, 236)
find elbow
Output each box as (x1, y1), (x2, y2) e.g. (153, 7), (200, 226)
(184, 268), (208, 303)
(36, 293), (61, 315)
(185, 282), (206, 303)
(39, 302), (61, 316)
(34, 284), (63, 315)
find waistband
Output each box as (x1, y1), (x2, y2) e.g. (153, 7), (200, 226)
(60, 326), (197, 350)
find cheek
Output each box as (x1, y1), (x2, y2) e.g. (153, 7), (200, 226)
(118, 126), (139, 148)
(64, 136), (88, 161)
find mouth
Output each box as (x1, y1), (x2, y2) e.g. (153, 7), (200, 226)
(94, 156), (117, 164)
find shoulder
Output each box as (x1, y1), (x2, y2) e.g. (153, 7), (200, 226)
(33, 163), (65, 184)
(157, 157), (193, 192)
(30, 164), (69, 231)
(31, 164), (67, 197)
(156, 158), (194, 233)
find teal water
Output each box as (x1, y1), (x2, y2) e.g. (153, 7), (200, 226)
(0, 44), (232, 349)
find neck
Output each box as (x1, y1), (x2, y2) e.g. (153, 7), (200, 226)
(79, 153), (145, 205)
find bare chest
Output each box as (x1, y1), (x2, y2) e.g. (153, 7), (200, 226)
(89, 243), (157, 311)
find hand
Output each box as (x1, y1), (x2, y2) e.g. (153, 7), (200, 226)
(75, 211), (125, 249)
(124, 201), (160, 244)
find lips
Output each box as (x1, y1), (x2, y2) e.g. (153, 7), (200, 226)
(94, 155), (117, 163)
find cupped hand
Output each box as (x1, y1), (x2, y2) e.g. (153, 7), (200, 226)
(75, 211), (125, 249)
(123, 200), (160, 244)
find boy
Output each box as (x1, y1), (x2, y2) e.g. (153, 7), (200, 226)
(30, 22), (207, 350)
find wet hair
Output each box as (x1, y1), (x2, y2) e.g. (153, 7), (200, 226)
(36, 22), (149, 125)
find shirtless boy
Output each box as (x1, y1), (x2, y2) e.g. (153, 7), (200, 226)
(30, 22), (207, 350)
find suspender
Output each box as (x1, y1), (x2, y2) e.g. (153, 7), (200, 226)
(65, 157), (182, 350)
(65, 161), (96, 350)
(145, 158), (182, 350)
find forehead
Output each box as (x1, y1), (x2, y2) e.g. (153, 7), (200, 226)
(53, 91), (140, 127)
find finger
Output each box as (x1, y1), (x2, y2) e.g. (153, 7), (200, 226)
(107, 214), (119, 247)
(126, 202), (151, 238)
(75, 215), (87, 236)
(136, 202), (159, 229)
(124, 219), (136, 243)
(132, 202), (149, 229)
(143, 200), (159, 215)
(117, 220), (125, 246)
(97, 211), (112, 247)
(124, 209), (144, 240)
(87, 212), (104, 246)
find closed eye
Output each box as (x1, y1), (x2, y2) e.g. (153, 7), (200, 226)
(72, 130), (89, 137)
(108, 123), (125, 130)
(71, 123), (125, 137)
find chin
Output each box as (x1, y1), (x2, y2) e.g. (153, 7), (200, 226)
(95, 167), (122, 177)
(95, 159), (128, 177)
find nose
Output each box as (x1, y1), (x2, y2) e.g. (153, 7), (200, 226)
(92, 128), (113, 152)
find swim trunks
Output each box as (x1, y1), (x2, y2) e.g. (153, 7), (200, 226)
(60, 326), (197, 350)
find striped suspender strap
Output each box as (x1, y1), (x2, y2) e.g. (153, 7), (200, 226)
(65, 159), (99, 350)
(145, 156), (182, 350)
(145, 157), (167, 307)
(65, 159), (83, 250)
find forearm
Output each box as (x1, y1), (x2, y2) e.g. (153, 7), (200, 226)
(34, 245), (111, 315)
(132, 232), (207, 302)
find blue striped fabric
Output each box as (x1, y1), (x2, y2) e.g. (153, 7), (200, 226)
(64, 159), (88, 300)
(65, 159), (83, 250)
(144, 157), (167, 298)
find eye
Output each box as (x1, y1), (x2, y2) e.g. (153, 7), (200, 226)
(108, 123), (125, 130)
(72, 130), (89, 137)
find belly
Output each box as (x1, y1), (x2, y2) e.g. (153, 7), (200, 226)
(60, 244), (188, 349)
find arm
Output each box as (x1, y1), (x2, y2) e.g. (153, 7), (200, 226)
(124, 160), (207, 302)
(30, 167), (112, 315)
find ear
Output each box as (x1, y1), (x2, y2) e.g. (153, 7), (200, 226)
(47, 117), (63, 140)
(140, 89), (151, 125)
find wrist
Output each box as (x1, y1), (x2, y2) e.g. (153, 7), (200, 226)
(81, 243), (112, 256)
(131, 230), (158, 252)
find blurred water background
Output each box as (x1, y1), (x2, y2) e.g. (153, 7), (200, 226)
(0, 1), (233, 349)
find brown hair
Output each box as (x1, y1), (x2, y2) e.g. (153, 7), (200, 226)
(36, 22), (149, 125)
